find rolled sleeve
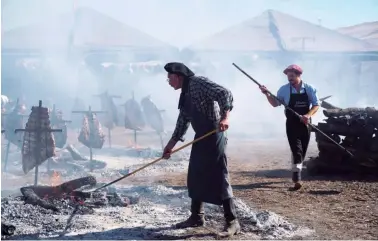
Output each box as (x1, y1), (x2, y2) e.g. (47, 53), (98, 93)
(171, 110), (191, 142)
(308, 85), (319, 106)
(275, 86), (285, 106)
(216, 88), (233, 119)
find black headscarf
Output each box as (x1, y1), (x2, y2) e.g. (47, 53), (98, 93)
(164, 62), (195, 110)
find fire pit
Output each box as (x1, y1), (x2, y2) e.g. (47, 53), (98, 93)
(1, 176), (137, 239)
(1, 184), (312, 240)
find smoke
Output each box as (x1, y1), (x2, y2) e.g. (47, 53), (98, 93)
(2, 0), (377, 142)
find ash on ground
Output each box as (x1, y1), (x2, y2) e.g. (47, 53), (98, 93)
(92, 146), (190, 179)
(2, 185), (313, 240)
(1, 145), (189, 185)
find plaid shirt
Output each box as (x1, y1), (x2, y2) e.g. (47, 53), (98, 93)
(172, 76), (234, 142)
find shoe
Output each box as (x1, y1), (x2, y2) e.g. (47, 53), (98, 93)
(219, 219), (241, 237)
(175, 215), (205, 229)
(289, 182), (302, 191)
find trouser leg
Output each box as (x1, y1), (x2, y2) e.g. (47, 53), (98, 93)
(222, 198), (237, 222)
(191, 199), (204, 217)
(301, 125), (311, 159)
(286, 122), (305, 183)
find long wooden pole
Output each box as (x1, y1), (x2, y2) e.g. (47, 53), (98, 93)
(94, 129), (218, 191)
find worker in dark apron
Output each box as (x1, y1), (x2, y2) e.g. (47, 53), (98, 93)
(162, 62), (240, 237)
(260, 64), (320, 190)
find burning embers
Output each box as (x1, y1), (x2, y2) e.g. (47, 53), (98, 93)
(1, 176), (135, 238)
(1, 184), (310, 239)
(19, 176), (131, 212)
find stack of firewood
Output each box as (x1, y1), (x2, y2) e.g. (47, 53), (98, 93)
(309, 101), (378, 172)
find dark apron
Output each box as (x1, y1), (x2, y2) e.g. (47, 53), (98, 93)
(182, 94), (233, 205)
(285, 85), (311, 182)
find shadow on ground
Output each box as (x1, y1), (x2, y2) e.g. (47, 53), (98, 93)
(237, 168), (378, 182)
(7, 226), (217, 240)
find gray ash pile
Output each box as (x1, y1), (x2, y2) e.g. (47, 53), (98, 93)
(307, 101), (378, 174)
(1, 176), (135, 239)
(1, 184), (312, 240)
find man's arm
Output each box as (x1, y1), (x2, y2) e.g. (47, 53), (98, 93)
(306, 85), (320, 117)
(196, 77), (233, 120)
(171, 110), (191, 143)
(265, 93), (280, 107)
(264, 86), (284, 107)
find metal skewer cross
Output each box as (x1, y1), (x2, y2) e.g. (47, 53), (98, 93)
(131, 91), (138, 146)
(2, 98), (30, 173)
(93, 91), (121, 148)
(15, 100), (62, 186)
(72, 105), (107, 171)
(46, 104), (72, 172)
(51, 104), (72, 125)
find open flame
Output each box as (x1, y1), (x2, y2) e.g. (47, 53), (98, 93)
(50, 170), (61, 187)
(126, 139), (142, 149)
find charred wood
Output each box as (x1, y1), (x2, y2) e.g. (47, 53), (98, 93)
(20, 187), (60, 211)
(316, 122), (375, 136)
(19, 176), (96, 211)
(317, 140), (378, 161)
(312, 103), (378, 174)
(321, 100), (341, 110)
(315, 131), (341, 144)
(323, 107), (378, 119)
(1, 223), (16, 236)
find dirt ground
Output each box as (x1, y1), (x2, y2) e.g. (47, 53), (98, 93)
(105, 127), (378, 240)
(3, 127), (378, 239)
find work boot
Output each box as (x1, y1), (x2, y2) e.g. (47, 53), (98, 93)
(175, 214), (205, 228)
(289, 182), (302, 191)
(289, 172), (302, 191)
(220, 219), (241, 237)
(175, 200), (205, 229)
(219, 198), (241, 237)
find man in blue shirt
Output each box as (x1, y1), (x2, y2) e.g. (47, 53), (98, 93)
(260, 64), (320, 190)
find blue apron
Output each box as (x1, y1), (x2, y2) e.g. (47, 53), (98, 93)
(182, 94), (233, 205)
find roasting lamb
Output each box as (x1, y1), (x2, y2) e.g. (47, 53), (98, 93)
(49, 107), (68, 148)
(78, 113), (105, 149)
(22, 106), (56, 174)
